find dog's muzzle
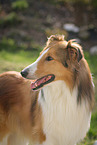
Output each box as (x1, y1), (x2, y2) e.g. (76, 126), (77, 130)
(21, 70), (28, 78)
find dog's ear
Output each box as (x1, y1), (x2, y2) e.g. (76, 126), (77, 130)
(65, 40), (83, 70)
(66, 40), (83, 62)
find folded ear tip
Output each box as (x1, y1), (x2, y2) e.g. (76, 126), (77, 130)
(67, 41), (72, 49)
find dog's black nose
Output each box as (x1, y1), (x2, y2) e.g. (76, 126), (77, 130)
(21, 70), (28, 78)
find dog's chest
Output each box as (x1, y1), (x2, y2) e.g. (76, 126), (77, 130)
(38, 81), (91, 145)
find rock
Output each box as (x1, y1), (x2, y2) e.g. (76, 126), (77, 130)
(79, 30), (90, 40)
(63, 23), (79, 33)
(93, 140), (97, 145)
(90, 46), (97, 55)
(80, 25), (88, 31)
(79, 25), (90, 40)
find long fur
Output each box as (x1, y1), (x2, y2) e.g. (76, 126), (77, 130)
(0, 35), (94, 145)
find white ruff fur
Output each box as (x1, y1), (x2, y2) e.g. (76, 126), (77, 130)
(1, 134), (28, 145)
(38, 80), (91, 145)
(0, 135), (9, 145)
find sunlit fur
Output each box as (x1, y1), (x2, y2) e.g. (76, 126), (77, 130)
(0, 35), (94, 145)
(0, 72), (45, 145)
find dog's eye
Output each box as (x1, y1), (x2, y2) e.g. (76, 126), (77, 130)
(46, 56), (53, 61)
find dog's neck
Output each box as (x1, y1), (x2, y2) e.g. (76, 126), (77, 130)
(38, 80), (91, 145)
(38, 80), (78, 107)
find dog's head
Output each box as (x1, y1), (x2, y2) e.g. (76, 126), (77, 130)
(21, 35), (84, 91)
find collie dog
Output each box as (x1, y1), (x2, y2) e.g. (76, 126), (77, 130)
(0, 35), (94, 145)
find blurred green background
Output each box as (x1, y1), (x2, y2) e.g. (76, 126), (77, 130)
(0, 0), (97, 144)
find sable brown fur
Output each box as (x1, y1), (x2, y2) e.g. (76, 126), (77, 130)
(77, 59), (94, 109)
(40, 35), (94, 109)
(0, 35), (94, 145)
(0, 71), (45, 143)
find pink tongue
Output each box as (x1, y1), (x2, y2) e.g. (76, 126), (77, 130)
(37, 77), (46, 86)
(31, 76), (52, 89)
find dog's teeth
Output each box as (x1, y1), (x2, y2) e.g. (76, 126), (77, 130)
(35, 83), (38, 87)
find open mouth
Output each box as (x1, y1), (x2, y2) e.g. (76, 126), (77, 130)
(31, 74), (55, 91)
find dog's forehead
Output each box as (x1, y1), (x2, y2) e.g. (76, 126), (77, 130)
(48, 41), (67, 52)
(40, 40), (67, 57)
(42, 41), (67, 64)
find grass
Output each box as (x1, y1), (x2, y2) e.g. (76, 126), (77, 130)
(0, 50), (40, 73)
(84, 52), (97, 112)
(0, 49), (97, 145)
